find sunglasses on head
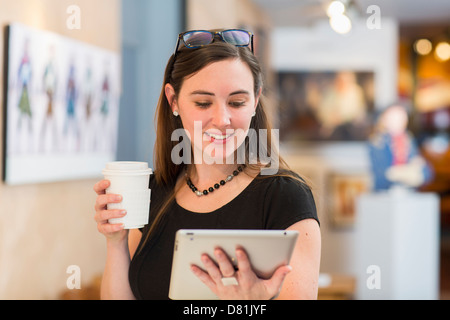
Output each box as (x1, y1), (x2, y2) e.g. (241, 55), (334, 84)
(174, 29), (254, 56)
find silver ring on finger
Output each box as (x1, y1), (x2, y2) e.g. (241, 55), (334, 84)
(221, 276), (238, 286)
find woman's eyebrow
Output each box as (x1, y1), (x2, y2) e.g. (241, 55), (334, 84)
(190, 90), (250, 96)
(230, 90), (250, 96)
(190, 90), (214, 96)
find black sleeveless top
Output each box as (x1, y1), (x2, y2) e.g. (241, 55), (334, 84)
(128, 170), (319, 299)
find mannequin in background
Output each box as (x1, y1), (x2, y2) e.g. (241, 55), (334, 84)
(368, 104), (432, 191)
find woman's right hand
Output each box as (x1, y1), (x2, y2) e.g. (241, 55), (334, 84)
(93, 179), (128, 243)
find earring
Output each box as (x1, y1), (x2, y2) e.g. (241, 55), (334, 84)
(173, 110), (179, 117)
(252, 111), (256, 117)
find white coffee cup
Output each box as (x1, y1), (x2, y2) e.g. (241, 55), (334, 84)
(102, 161), (153, 229)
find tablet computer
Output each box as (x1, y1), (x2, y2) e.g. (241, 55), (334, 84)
(168, 229), (299, 300)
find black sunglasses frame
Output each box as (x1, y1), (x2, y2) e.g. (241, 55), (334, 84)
(173, 29), (254, 56)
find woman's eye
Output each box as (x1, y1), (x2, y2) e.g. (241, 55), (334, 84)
(195, 102), (212, 108)
(230, 101), (246, 107)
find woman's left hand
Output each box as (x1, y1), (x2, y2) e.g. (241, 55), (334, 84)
(190, 247), (292, 300)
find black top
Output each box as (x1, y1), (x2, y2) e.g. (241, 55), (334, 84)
(128, 170), (319, 300)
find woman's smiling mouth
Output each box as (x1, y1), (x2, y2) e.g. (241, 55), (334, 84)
(204, 131), (235, 144)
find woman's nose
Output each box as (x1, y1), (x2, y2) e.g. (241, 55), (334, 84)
(211, 104), (231, 128)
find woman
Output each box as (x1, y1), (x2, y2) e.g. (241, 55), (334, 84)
(94, 29), (321, 300)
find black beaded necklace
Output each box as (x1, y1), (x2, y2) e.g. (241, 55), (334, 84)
(186, 165), (244, 197)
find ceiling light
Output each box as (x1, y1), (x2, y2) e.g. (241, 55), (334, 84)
(329, 14), (352, 34)
(414, 39), (432, 55)
(327, 1), (345, 17)
(434, 41), (450, 62)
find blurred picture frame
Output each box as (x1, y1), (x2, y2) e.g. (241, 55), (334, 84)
(2, 23), (121, 185)
(328, 172), (370, 228)
(277, 70), (375, 142)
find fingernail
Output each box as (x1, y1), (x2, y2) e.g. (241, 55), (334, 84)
(120, 210), (127, 216)
(115, 195), (122, 201)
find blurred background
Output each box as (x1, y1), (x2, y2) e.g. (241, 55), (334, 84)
(0, 0), (449, 299)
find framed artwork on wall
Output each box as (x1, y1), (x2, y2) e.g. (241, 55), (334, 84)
(328, 172), (370, 228)
(277, 70), (375, 142)
(2, 23), (121, 185)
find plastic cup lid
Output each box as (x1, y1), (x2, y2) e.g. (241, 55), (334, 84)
(102, 161), (153, 176)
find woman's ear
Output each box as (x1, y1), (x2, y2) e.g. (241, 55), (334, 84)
(165, 83), (177, 112)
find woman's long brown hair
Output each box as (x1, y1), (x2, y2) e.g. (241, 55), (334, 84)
(136, 39), (299, 255)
